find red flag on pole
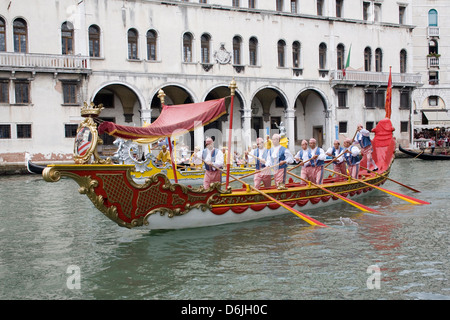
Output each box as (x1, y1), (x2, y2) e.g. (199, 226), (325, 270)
(385, 66), (392, 119)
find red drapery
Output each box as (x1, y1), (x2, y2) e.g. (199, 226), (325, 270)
(98, 98), (226, 140)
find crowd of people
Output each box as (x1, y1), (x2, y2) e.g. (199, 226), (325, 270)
(179, 124), (377, 190)
(414, 128), (450, 148)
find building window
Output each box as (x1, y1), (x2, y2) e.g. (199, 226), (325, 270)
(400, 91), (410, 110)
(364, 47), (372, 71)
(65, 124), (78, 138)
(429, 39), (438, 55)
(375, 48), (382, 72)
(374, 3), (381, 22)
(336, 0), (343, 17)
(376, 91), (385, 109)
(17, 124), (31, 139)
(147, 30), (157, 61)
(319, 42), (327, 69)
(249, 37), (258, 66)
(128, 28), (139, 60)
(338, 121), (347, 133)
(337, 44), (345, 70)
(15, 81), (29, 104)
(89, 25), (101, 57)
(291, 0), (297, 13)
(62, 82), (78, 104)
(428, 9), (438, 26)
(0, 124), (11, 139)
(400, 121), (408, 133)
(400, 49), (407, 73)
(292, 41), (300, 68)
(13, 18), (27, 53)
(366, 121), (374, 132)
(233, 36), (242, 65)
(201, 34), (211, 64)
(428, 96), (438, 107)
(399, 5), (406, 24)
(0, 18), (6, 52)
(0, 81), (9, 103)
(276, 0), (283, 12)
(429, 71), (439, 85)
(61, 22), (74, 55)
(248, 0), (255, 8)
(232, 0), (240, 7)
(337, 90), (347, 108)
(277, 40), (286, 67)
(363, 2), (370, 21)
(365, 91), (374, 109)
(183, 32), (193, 62)
(199, 0), (207, 3)
(317, 0), (324, 16)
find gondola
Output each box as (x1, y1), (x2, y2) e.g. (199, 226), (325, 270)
(398, 145), (450, 160)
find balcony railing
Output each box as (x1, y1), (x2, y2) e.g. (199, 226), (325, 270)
(428, 26), (439, 37)
(330, 70), (422, 87)
(0, 52), (91, 73)
(427, 56), (440, 68)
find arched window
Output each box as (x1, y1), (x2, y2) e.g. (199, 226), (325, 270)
(127, 28), (139, 59)
(233, 36), (242, 65)
(364, 47), (372, 71)
(0, 17), (6, 52)
(277, 40), (286, 67)
(61, 22), (74, 55)
(400, 49), (407, 73)
(249, 37), (258, 66)
(13, 18), (27, 53)
(201, 33), (210, 64)
(428, 9), (438, 26)
(183, 32), (193, 62)
(292, 41), (300, 68)
(147, 29), (157, 61)
(375, 48), (382, 72)
(319, 42), (327, 69)
(89, 25), (100, 57)
(337, 44), (345, 70)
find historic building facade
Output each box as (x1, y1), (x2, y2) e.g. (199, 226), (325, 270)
(0, 0), (422, 164)
(411, 0), (450, 140)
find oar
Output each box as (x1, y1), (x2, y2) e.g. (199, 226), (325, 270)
(413, 150), (424, 159)
(324, 168), (430, 205)
(361, 166), (421, 193)
(221, 162), (282, 186)
(324, 129), (359, 168)
(206, 162), (328, 227)
(286, 171), (383, 215)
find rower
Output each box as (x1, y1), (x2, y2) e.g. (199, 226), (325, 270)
(294, 139), (313, 184)
(247, 137), (271, 189)
(156, 144), (171, 166)
(325, 140), (346, 175)
(267, 134), (294, 189)
(354, 124), (378, 171)
(344, 138), (362, 179)
(196, 137), (224, 189)
(307, 138), (327, 185)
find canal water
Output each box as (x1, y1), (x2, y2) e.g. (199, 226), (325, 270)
(0, 158), (448, 301)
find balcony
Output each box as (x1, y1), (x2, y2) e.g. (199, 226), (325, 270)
(330, 70), (422, 87)
(427, 55), (440, 68)
(428, 27), (439, 37)
(0, 52), (91, 75)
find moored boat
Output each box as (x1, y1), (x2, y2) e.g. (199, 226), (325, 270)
(398, 145), (450, 160)
(42, 81), (406, 230)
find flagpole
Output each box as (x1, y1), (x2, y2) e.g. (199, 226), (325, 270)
(158, 89), (178, 183)
(226, 79), (237, 189)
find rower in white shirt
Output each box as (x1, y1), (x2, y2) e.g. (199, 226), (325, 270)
(306, 138), (327, 185)
(325, 140), (346, 175)
(266, 134), (294, 189)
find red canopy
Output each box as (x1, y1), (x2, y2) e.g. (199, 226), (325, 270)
(98, 98), (226, 140)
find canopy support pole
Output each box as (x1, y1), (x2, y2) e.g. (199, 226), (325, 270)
(226, 80), (237, 189)
(158, 89), (178, 183)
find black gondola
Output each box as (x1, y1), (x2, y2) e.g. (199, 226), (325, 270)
(26, 160), (46, 174)
(399, 145), (450, 160)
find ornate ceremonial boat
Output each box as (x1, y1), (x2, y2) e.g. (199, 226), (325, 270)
(42, 81), (400, 230)
(398, 145), (450, 160)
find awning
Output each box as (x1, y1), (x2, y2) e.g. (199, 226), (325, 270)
(98, 98), (227, 140)
(422, 111), (450, 124)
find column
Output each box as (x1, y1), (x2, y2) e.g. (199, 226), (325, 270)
(285, 109), (295, 152)
(241, 108), (252, 151)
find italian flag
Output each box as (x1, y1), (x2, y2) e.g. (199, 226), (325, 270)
(343, 44), (351, 77)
